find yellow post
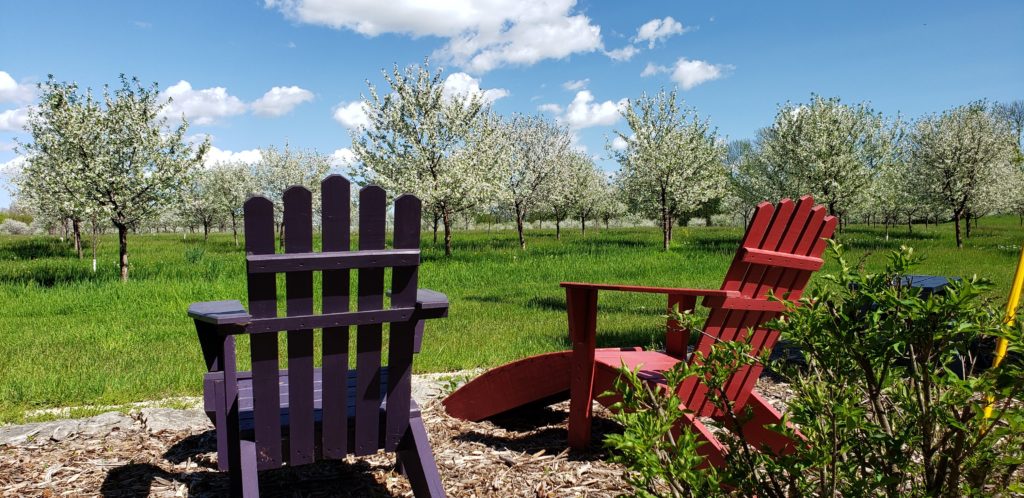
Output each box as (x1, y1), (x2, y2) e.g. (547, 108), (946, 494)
(984, 243), (1024, 418)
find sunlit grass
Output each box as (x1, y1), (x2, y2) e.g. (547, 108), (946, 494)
(0, 217), (1020, 423)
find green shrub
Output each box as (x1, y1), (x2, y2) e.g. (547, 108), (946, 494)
(605, 244), (1024, 497)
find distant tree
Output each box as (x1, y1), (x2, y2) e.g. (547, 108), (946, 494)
(910, 101), (1016, 248)
(16, 77), (101, 259)
(21, 75), (206, 281)
(253, 144), (330, 245)
(611, 89), (726, 250)
(545, 150), (603, 239)
(993, 100), (1024, 154)
(755, 95), (890, 220)
(207, 161), (256, 246)
(351, 59), (499, 256)
(492, 114), (573, 250)
(179, 168), (225, 241)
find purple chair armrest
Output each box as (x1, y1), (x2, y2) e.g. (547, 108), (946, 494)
(188, 300), (252, 326)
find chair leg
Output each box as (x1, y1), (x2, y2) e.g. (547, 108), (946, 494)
(397, 414), (447, 498)
(230, 439), (260, 497)
(566, 287), (598, 450)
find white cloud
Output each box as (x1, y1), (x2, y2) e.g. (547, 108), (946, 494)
(562, 90), (627, 129)
(0, 71), (36, 104)
(0, 155), (27, 175)
(610, 135), (629, 151)
(640, 58), (731, 89)
(635, 16), (687, 48)
(332, 101), (371, 130)
(640, 62), (667, 77)
(562, 79), (589, 91)
(251, 86), (315, 117)
(204, 145), (263, 167)
(537, 103), (563, 114)
(442, 72), (509, 103)
(671, 58), (730, 90)
(330, 148), (357, 167)
(0, 107), (29, 132)
(604, 45), (639, 61)
(265, 0), (602, 73)
(160, 80), (246, 125)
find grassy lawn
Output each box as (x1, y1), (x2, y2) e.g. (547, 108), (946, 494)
(0, 217), (1020, 423)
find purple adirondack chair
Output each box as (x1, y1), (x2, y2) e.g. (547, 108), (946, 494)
(188, 175), (448, 497)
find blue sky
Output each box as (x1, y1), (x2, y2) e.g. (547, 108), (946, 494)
(1, 0), (1021, 208)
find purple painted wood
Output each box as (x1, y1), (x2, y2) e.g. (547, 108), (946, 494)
(242, 308), (415, 334)
(247, 249), (418, 273)
(355, 185), (386, 456)
(386, 195), (421, 451)
(320, 174), (351, 459)
(243, 196), (282, 470)
(283, 186), (315, 466)
(398, 411), (448, 497)
(220, 318), (244, 493)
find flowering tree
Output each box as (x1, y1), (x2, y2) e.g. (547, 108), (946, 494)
(492, 114), (573, 250)
(756, 96), (890, 220)
(611, 89), (726, 250)
(16, 77), (101, 259)
(253, 144), (330, 245)
(910, 102), (1016, 248)
(544, 150), (602, 239)
(350, 60), (499, 256)
(20, 75), (206, 281)
(179, 168), (226, 241)
(206, 161), (256, 246)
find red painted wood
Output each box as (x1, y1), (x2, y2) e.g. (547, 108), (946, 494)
(560, 282), (735, 298)
(739, 247), (824, 271)
(242, 196), (283, 471)
(283, 186), (315, 466)
(567, 287), (598, 450)
(320, 174), (350, 459)
(355, 185), (386, 456)
(443, 351), (572, 421)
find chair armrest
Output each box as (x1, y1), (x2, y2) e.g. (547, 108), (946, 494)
(415, 289), (449, 318)
(188, 300), (252, 326)
(560, 282), (739, 299)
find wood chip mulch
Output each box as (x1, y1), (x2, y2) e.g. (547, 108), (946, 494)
(0, 400), (635, 497)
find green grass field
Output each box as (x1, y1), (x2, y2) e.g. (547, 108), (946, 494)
(0, 217), (1021, 423)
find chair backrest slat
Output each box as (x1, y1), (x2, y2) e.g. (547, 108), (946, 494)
(320, 175), (351, 459)
(354, 185), (387, 456)
(385, 195), (421, 451)
(680, 196), (837, 417)
(283, 187), (315, 465)
(243, 196), (283, 469)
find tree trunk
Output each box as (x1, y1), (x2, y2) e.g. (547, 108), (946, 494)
(115, 222), (129, 281)
(72, 219), (83, 259)
(91, 223), (98, 273)
(660, 190), (670, 251)
(432, 213), (439, 245)
(278, 221), (285, 249)
(203, 222), (210, 241)
(555, 219), (561, 240)
(441, 208), (453, 257)
(515, 207), (527, 250)
(907, 214), (913, 235)
(580, 215), (586, 237)
(953, 212), (963, 249)
(231, 214), (239, 247)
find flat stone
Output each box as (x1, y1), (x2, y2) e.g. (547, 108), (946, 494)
(77, 412), (134, 437)
(141, 408), (212, 434)
(48, 422), (77, 442)
(0, 423), (43, 446)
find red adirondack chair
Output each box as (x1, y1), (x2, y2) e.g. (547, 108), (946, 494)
(188, 176), (449, 497)
(444, 196), (837, 466)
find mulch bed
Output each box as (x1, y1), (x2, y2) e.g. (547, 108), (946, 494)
(0, 377), (795, 497)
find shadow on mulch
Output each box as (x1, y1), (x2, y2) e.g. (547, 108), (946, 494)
(100, 430), (397, 497)
(453, 402), (624, 463)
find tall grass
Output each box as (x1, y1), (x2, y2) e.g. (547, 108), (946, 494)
(0, 217), (1020, 423)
